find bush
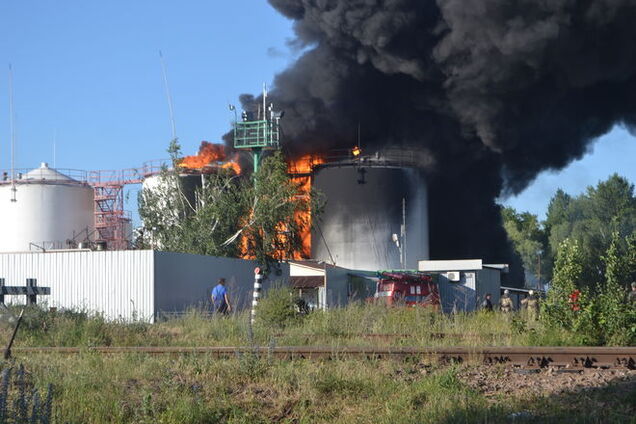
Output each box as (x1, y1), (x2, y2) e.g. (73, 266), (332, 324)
(541, 238), (582, 330)
(543, 234), (636, 346)
(256, 286), (298, 330)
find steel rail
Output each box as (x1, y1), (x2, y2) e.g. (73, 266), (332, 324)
(11, 346), (636, 369)
(273, 332), (512, 340)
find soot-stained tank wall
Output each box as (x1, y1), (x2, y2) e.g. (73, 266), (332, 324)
(311, 166), (428, 271)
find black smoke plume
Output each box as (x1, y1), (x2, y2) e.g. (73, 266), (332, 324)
(233, 0), (636, 274)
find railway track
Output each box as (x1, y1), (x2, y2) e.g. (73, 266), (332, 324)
(274, 332), (511, 340)
(12, 345), (636, 369)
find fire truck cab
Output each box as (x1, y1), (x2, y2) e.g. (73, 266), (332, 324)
(372, 271), (440, 309)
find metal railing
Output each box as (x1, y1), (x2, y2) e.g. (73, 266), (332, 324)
(234, 120), (280, 149)
(0, 168), (90, 185)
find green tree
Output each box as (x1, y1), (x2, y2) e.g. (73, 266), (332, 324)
(597, 231), (632, 343)
(138, 142), (320, 268)
(138, 140), (244, 257)
(544, 174), (636, 289)
(573, 231), (636, 345)
(501, 207), (548, 285)
(235, 150), (322, 266)
(541, 238), (582, 330)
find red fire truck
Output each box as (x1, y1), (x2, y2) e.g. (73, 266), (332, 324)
(371, 271), (440, 309)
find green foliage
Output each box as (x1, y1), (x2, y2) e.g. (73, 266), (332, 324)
(543, 232), (636, 345)
(541, 239), (582, 330)
(502, 207), (548, 284)
(241, 151), (320, 266)
(598, 231), (632, 343)
(545, 174), (636, 288)
(256, 286), (299, 329)
(138, 140), (245, 258)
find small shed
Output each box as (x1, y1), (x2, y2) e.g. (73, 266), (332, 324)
(418, 259), (508, 313)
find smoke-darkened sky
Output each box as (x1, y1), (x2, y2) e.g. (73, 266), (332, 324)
(244, 0), (636, 265)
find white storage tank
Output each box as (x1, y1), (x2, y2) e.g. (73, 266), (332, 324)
(0, 163), (95, 252)
(311, 166), (429, 271)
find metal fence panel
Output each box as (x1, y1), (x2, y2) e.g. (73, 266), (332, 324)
(0, 250), (154, 321)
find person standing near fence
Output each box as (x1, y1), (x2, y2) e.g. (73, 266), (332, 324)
(211, 278), (232, 315)
(480, 293), (493, 312)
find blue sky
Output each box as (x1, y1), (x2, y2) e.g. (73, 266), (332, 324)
(0, 1), (634, 221)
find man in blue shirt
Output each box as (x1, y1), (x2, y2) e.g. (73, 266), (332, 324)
(211, 278), (232, 315)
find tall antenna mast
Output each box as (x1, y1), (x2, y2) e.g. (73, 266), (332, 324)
(401, 197), (407, 268)
(53, 129), (57, 168)
(262, 83), (267, 121)
(8, 64), (16, 202)
(159, 51), (177, 140)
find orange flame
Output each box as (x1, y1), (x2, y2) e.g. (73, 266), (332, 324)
(288, 154), (325, 259)
(179, 141), (241, 174)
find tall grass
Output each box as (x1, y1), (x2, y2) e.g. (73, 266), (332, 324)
(0, 303), (585, 349)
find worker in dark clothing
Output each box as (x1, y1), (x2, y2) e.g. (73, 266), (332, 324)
(480, 293), (493, 312)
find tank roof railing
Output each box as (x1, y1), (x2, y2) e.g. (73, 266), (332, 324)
(0, 160), (171, 188)
(0, 168), (90, 185)
(324, 147), (430, 169)
(290, 147), (432, 175)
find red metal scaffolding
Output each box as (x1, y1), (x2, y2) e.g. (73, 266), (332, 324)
(88, 161), (164, 250)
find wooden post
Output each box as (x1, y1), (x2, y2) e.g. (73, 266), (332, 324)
(26, 278), (37, 305)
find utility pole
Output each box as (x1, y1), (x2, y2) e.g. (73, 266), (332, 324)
(401, 198), (406, 268)
(8, 64), (17, 202)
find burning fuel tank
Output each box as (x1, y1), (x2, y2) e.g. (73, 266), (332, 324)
(311, 164), (429, 271)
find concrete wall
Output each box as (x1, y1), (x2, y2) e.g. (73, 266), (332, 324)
(153, 252), (289, 317)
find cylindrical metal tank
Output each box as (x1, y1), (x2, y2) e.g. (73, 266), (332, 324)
(311, 166), (429, 270)
(142, 173), (203, 207)
(0, 163), (95, 252)
(140, 173), (206, 246)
